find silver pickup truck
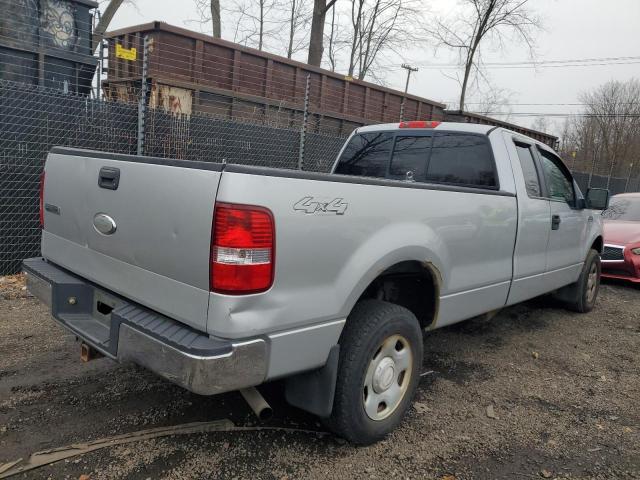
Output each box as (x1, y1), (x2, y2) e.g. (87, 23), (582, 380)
(24, 121), (610, 444)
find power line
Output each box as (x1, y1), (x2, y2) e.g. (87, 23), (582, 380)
(412, 55), (640, 70)
(468, 112), (640, 118)
(449, 102), (640, 107)
(419, 61), (640, 70)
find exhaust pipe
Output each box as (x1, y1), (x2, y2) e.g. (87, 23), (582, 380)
(239, 387), (273, 421)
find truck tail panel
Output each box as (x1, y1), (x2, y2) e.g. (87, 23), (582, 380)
(40, 148), (222, 331)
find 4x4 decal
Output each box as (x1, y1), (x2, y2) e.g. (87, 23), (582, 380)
(293, 196), (348, 215)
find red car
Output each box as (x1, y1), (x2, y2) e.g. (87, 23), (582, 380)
(601, 193), (640, 283)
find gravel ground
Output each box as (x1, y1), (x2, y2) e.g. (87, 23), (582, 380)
(0, 277), (639, 479)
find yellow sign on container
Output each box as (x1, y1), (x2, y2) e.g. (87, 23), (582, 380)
(115, 44), (137, 61)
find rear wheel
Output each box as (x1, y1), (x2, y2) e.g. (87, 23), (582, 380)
(325, 300), (423, 445)
(556, 249), (601, 313)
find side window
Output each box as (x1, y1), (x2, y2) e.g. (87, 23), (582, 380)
(388, 136), (432, 181)
(334, 132), (394, 178)
(538, 148), (575, 206)
(514, 143), (541, 197)
(426, 134), (497, 188)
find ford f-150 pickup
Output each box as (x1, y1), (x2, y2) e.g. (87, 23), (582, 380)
(24, 121), (610, 444)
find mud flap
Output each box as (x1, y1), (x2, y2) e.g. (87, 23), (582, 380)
(284, 345), (340, 418)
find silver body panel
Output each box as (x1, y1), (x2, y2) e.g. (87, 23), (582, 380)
(210, 167), (518, 339)
(266, 319), (346, 379)
(36, 123), (604, 386)
(501, 131), (598, 305)
(40, 152), (221, 331)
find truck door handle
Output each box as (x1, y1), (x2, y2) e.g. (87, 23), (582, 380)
(551, 214), (561, 230)
(98, 167), (120, 190)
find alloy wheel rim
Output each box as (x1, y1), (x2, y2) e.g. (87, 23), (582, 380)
(363, 334), (413, 421)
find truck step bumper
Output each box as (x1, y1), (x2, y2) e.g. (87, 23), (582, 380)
(23, 257), (267, 395)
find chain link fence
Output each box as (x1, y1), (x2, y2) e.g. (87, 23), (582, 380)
(0, 76), (346, 275)
(3, 72), (640, 275)
(572, 171), (640, 197)
(2, 75), (639, 275)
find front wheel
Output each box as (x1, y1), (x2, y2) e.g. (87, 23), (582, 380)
(556, 248), (601, 313)
(325, 300), (423, 445)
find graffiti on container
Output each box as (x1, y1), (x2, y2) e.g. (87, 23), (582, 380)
(150, 84), (193, 117)
(40, 0), (77, 50)
(0, 0), (39, 42)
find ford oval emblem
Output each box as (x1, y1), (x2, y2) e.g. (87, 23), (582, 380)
(93, 213), (117, 235)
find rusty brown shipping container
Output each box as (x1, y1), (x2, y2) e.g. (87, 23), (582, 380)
(443, 110), (559, 148)
(103, 22), (446, 136)
(103, 22), (559, 144)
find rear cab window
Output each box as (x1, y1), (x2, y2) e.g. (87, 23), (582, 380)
(388, 136), (431, 181)
(334, 130), (498, 190)
(427, 134), (496, 188)
(333, 132), (394, 178)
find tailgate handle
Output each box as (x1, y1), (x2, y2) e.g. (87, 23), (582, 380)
(98, 167), (120, 190)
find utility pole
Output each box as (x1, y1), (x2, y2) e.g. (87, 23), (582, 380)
(399, 63), (418, 121)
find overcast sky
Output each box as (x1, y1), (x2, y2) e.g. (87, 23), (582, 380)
(107, 0), (640, 134)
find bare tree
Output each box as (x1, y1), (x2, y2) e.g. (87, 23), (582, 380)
(530, 116), (551, 134)
(561, 78), (640, 191)
(226, 0), (281, 51)
(325, 5), (349, 71)
(193, 0), (311, 57)
(308, 0), (338, 66)
(326, 6), (338, 70)
(558, 117), (578, 169)
(431, 0), (541, 111)
(580, 79), (640, 185)
(258, 0), (265, 49)
(344, 0), (421, 81)
(469, 86), (514, 120)
(194, 0), (222, 38)
(284, 0), (311, 58)
(212, 0), (222, 37)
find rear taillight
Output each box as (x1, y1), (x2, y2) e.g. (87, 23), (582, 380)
(39, 171), (45, 228)
(210, 203), (275, 294)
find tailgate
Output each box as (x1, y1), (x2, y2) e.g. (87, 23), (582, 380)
(40, 148), (222, 332)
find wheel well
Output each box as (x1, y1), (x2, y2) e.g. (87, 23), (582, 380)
(357, 261), (439, 329)
(591, 236), (603, 254)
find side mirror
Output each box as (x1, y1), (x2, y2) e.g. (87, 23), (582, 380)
(586, 188), (610, 211)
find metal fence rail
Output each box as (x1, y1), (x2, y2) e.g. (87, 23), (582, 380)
(573, 172), (640, 198)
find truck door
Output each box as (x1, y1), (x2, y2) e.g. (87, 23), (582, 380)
(505, 137), (552, 304)
(536, 147), (589, 288)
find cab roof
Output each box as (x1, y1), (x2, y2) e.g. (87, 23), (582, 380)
(356, 121), (495, 135)
(612, 192), (640, 199)
(355, 121), (556, 152)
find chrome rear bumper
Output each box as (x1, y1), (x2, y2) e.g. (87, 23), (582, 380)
(23, 257), (267, 395)
(116, 324), (267, 395)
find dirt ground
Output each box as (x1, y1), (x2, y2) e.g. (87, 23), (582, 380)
(0, 276), (639, 480)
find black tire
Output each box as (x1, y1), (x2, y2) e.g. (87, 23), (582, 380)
(325, 299), (423, 445)
(555, 249), (601, 313)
